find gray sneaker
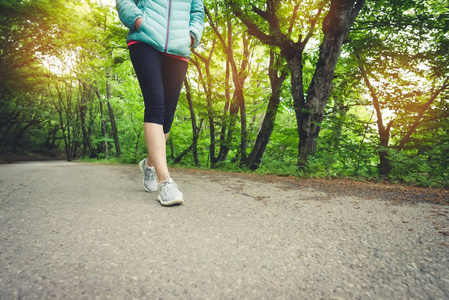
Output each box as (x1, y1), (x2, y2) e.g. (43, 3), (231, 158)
(139, 159), (158, 192)
(158, 178), (184, 206)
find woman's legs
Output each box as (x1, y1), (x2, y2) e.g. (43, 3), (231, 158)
(129, 43), (188, 185)
(146, 54), (188, 181)
(145, 51), (188, 182)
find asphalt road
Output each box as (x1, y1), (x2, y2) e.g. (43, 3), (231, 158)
(1, 161), (448, 299)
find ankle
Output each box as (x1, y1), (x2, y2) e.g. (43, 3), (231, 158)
(143, 157), (154, 168)
(159, 177), (171, 184)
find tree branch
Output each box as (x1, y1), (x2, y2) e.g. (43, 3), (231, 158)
(301, 5), (324, 46)
(250, 4), (271, 23)
(396, 77), (449, 151)
(204, 7), (228, 55)
(357, 55), (386, 136)
(288, 3), (300, 36)
(230, 3), (278, 46)
(350, 0), (366, 24)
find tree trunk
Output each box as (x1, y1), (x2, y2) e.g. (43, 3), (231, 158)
(330, 94), (349, 149)
(106, 79), (121, 157)
(99, 99), (108, 158)
(192, 58), (216, 164)
(191, 40), (217, 166)
(358, 54), (393, 176)
(107, 101), (120, 157)
(174, 144), (193, 164)
(245, 50), (287, 170)
(378, 133), (392, 176)
(205, 7), (250, 165)
(236, 88), (247, 163)
(298, 0), (365, 166)
(93, 83), (108, 157)
(184, 78), (200, 167)
(285, 53), (306, 162)
(51, 83), (71, 161)
(217, 61), (231, 162)
(79, 82), (97, 158)
(237, 32), (250, 164)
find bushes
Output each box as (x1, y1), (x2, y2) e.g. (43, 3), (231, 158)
(388, 146), (449, 188)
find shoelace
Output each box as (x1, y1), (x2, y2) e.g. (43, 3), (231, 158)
(162, 179), (178, 192)
(144, 168), (155, 180)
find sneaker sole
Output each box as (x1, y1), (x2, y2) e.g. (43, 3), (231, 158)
(157, 195), (184, 206)
(139, 160), (157, 192)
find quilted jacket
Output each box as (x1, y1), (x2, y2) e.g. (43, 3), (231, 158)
(116, 0), (204, 59)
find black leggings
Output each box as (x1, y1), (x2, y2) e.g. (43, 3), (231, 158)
(129, 43), (188, 134)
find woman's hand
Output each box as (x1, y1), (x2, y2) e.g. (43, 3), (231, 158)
(134, 17), (143, 31)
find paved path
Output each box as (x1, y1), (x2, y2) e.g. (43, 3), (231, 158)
(1, 161), (448, 299)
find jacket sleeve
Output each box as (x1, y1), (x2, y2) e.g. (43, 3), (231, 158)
(116, 0), (143, 30)
(189, 0), (205, 48)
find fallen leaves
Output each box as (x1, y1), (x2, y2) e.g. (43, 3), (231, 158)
(178, 168), (449, 205)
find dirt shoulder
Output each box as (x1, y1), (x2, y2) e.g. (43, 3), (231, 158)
(176, 167), (449, 206)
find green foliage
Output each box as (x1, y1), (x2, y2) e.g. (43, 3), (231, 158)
(256, 159), (299, 176)
(1, 0), (448, 187)
(388, 145), (449, 188)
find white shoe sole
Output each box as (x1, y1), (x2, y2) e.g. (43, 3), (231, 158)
(139, 160), (157, 192)
(157, 195), (184, 206)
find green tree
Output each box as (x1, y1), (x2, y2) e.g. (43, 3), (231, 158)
(231, 0), (365, 167)
(0, 0), (69, 154)
(350, 0), (449, 177)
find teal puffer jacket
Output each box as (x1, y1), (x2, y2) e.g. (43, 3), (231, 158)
(116, 0), (204, 59)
